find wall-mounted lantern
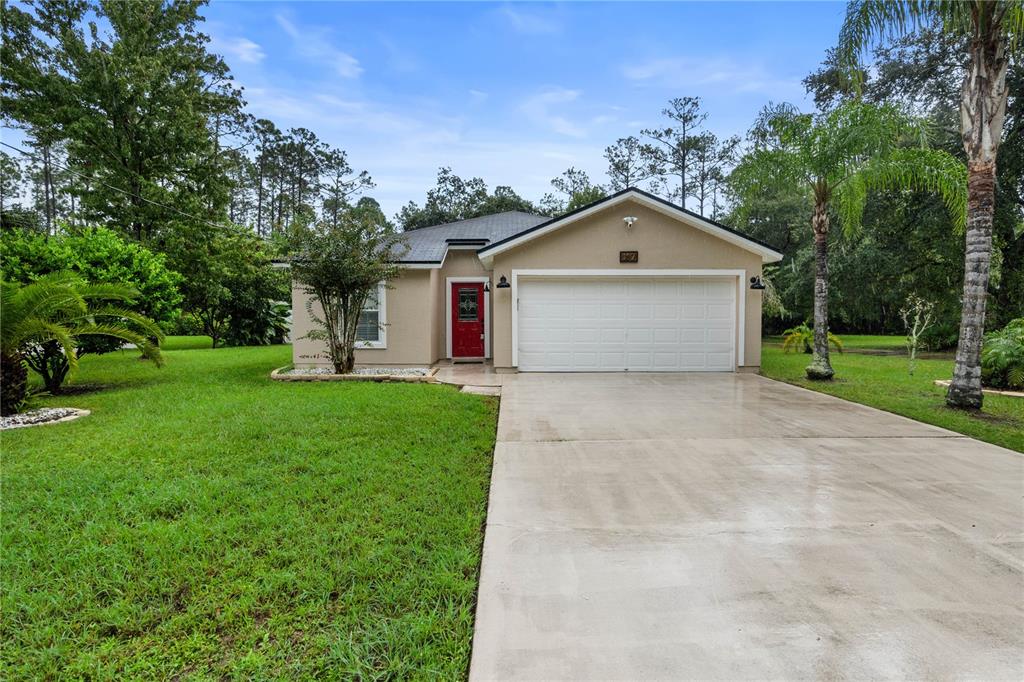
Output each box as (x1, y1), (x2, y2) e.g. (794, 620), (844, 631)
(749, 276), (766, 290)
(496, 275), (511, 289)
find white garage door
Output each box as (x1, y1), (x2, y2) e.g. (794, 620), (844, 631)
(517, 277), (736, 372)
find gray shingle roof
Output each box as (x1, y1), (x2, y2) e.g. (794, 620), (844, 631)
(398, 211), (548, 263)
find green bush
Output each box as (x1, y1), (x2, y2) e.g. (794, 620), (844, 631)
(1, 226), (183, 325)
(981, 319), (1024, 390)
(782, 323), (844, 354)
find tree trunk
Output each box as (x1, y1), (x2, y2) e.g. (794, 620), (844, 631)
(946, 161), (995, 409)
(807, 200), (834, 380)
(946, 25), (1008, 410)
(1, 351), (28, 415)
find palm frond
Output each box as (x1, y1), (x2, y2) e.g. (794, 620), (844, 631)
(67, 324), (164, 367)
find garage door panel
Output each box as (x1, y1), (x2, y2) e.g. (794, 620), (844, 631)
(707, 303), (733, 320)
(518, 277), (736, 372)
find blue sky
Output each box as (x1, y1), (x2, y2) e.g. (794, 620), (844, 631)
(206, 1), (849, 216)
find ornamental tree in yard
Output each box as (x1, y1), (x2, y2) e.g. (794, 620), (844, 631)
(0, 273), (163, 412)
(289, 212), (406, 374)
(730, 101), (966, 380)
(838, 1), (1022, 407)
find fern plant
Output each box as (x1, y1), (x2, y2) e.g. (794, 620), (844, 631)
(782, 323), (844, 355)
(981, 319), (1024, 390)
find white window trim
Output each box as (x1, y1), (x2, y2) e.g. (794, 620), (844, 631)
(446, 277), (491, 359)
(510, 268), (746, 369)
(356, 282), (387, 350)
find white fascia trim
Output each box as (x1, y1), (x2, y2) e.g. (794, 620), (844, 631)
(511, 268), (746, 369)
(356, 282), (387, 349)
(445, 277), (491, 360)
(479, 190), (783, 264)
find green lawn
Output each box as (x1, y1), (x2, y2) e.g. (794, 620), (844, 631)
(761, 337), (1023, 453)
(161, 334), (214, 350)
(1, 344), (497, 679)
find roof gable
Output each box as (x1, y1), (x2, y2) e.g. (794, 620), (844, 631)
(477, 188), (783, 264)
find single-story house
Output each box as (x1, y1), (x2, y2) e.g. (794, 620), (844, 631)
(292, 188), (783, 373)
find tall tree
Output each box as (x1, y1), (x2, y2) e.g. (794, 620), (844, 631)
(642, 97), (708, 208)
(730, 101), (966, 380)
(0, 151), (22, 213)
(397, 168), (514, 230)
(605, 136), (661, 191)
(1, 0), (244, 242)
(689, 132), (740, 217)
(321, 148), (374, 229)
(541, 167), (606, 214)
(838, 0), (1022, 408)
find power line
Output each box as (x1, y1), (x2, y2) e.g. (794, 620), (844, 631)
(0, 140), (237, 233)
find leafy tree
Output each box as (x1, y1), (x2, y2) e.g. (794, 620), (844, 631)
(289, 215), (406, 373)
(0, 227), (183, 326)
(476, 186), (538, 216)
(605, 136), (661, 191)
(837, 0), (1023, 407)
(689, 132), (740, 218)
(541, 167), (606, 214)
(398, 168), (538, 229)
(1, 0), (243, 242)
(0, 273), (163, 410)
(321, 148), (374, 229)
(642, 97), (708, 207)
(163, 224), (284, 348)
(0, 150), (23, 213)
(730, 101), (966, 380)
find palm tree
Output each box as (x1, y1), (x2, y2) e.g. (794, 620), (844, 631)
(0, 273), (163, 414)
(838, 1), (1022, 407)
(730, 100), (966, 380)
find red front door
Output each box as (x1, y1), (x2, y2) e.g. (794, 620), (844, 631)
(451, 283), (485, 357)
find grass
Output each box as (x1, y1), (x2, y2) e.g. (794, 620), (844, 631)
(161, 335), (214, 351)
(1, 344), (497, 679)
(761, 336), (1023, 453)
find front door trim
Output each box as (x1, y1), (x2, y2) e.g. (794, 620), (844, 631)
(510, 269), (746, 369)
(446, 276), (491, 359)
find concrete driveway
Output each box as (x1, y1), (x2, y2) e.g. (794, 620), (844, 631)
(469, 373), (1023, 680)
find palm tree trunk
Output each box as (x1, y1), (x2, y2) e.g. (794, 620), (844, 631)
(1, 351), (28, 415)
(807, 200), (834, 380)
(946, 26), (1008, 410)
(946, 161), (995, 409)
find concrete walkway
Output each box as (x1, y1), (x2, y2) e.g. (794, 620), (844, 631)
(469, 373), (1024, 681)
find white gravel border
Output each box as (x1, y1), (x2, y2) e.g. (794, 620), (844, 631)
(270, 366), (439, 383)
(1, 407), (90, 430)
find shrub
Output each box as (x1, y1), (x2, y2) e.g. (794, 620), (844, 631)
(981, 319), (1024, 390)
(781, 323), (844, 354)
(0, 273), (163, 410)
(0, 226), (183, 325)
(163, 224), (287, 347)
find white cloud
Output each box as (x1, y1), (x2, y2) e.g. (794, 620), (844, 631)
(212, 35), (265, 65)
(498, 5), (562, 35)
(520, 87), (586, 138)
(469, 89), (489, 104)
(622, 56), (801, 96)
(275, 13), (362, 79)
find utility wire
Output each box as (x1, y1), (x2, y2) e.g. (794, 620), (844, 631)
(0, 140), (237, 233)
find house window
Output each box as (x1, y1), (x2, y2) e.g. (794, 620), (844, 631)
(458, 287), (479, 321)
(355, 284), (386, 348)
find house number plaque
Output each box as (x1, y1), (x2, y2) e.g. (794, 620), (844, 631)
(619, 250), (639, 263)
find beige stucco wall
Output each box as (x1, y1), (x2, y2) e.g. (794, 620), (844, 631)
(291, 269), (435, 368)
(290, 198), (767, 370)
(488, 199), (764, 370)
